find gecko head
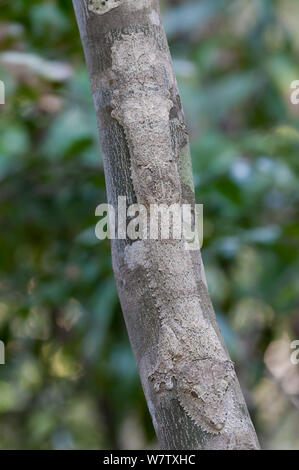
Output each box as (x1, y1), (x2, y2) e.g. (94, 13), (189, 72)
(182, 385), (227, 434)
(177, 360), (234, 435)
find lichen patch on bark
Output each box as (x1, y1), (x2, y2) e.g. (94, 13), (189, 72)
(88, 0), (121, 15)
(149, 10), (160, 25)
(178, 144), (195, 193)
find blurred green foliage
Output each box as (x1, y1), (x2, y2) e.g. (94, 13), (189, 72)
(0, 0), (298, 449)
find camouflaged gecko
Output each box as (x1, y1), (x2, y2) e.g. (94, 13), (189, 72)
(144, 240), (235, 435)
(110, 31), (235, 435)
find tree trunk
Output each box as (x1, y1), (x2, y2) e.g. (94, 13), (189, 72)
(72, 0), (260, 450)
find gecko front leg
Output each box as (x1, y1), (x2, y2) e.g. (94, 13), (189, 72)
(149, 323), (181, 393)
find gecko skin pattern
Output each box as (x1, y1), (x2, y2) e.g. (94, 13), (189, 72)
(111, 31), (235, 435)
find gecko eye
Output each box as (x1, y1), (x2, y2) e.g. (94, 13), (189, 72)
(191, 390), (198, 398)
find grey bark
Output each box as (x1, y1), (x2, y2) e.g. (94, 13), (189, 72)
(72, 0), (260, 450)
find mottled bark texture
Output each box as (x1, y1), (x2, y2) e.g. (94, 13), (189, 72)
(73, 0), (260, 449)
